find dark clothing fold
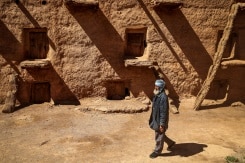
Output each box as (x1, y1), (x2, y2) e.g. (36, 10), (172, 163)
(149, 90), (173, 154)
(149, 91), (169, 131)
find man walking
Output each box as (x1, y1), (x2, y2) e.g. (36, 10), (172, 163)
(149, 79), (175, 158)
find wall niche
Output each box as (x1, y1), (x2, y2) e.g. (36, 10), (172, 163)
(125, 26), (147, 58)
(31, 82), (50, 104)
(23, 28), (49, 60)
(106, 80), (130, 100)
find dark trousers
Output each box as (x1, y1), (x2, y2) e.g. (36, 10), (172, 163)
(154, 131), (174, 154)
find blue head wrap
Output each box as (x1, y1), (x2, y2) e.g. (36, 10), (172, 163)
(155, 79), (165, 92)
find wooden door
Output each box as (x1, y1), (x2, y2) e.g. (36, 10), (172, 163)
(126, 33), (145, 57)
(29, 32), (48, 59)
(107, 81), (125, 100)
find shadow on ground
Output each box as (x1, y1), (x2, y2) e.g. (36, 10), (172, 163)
(161, 143), (208, 157)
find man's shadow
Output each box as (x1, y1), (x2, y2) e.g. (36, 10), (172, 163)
(160, 143), (208, 157)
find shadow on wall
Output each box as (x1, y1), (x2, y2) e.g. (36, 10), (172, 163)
(0, 7), (80, 107)
(0, 20), (22, 73)
(151, 63), (179, 99)
(0, 19), (23, 105)
(137, 0), (188, 73)
(15, 1), (79, 105)
(136, 0), (181, 100)
(16, 1), (56, 50)
(66, 6), (157, 98)
(67, 6), (125, 73)
(18, 67), (80, 105)
(154, 7), (212, 80)
(126, 66), (156, 99)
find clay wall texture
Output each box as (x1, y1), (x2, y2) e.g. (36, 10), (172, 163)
(0, 0), (244, 105)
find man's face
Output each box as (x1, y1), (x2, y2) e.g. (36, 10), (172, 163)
(155, 86), (160, 90)
(153, 86), (160, 95)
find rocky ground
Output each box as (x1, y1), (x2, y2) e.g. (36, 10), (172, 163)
(0, 98), (245, 163)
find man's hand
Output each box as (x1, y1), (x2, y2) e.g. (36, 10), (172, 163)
(159, 125), (164, 133)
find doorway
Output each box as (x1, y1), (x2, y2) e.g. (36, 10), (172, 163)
(125, 27), (147, 57)
(23, 28), (49, 59)
(31, 82), (50, 103)
(106, 81), (130, 100)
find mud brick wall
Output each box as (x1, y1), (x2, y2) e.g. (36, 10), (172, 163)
(0, 0), (244, 105)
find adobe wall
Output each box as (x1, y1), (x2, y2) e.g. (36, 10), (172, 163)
(0, 0), (244, 105)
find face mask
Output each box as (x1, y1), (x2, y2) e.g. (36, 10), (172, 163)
(153, 89), (160, 95)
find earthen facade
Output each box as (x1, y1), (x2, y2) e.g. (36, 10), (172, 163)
(0, 0), (245, 109)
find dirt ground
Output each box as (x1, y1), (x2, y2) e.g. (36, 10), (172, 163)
(0, 98), (245, 163)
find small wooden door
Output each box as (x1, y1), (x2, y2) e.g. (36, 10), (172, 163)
(29, 32), (48, 59)
(31, 83), (50, 103)
(206, 80), (229, 100)
(126, 33), (145, 57)
(107, 81), (125, 100)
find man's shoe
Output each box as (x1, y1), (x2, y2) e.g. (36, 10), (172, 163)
(167, 142), (176, 151)
(149, 152), (159, 158)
